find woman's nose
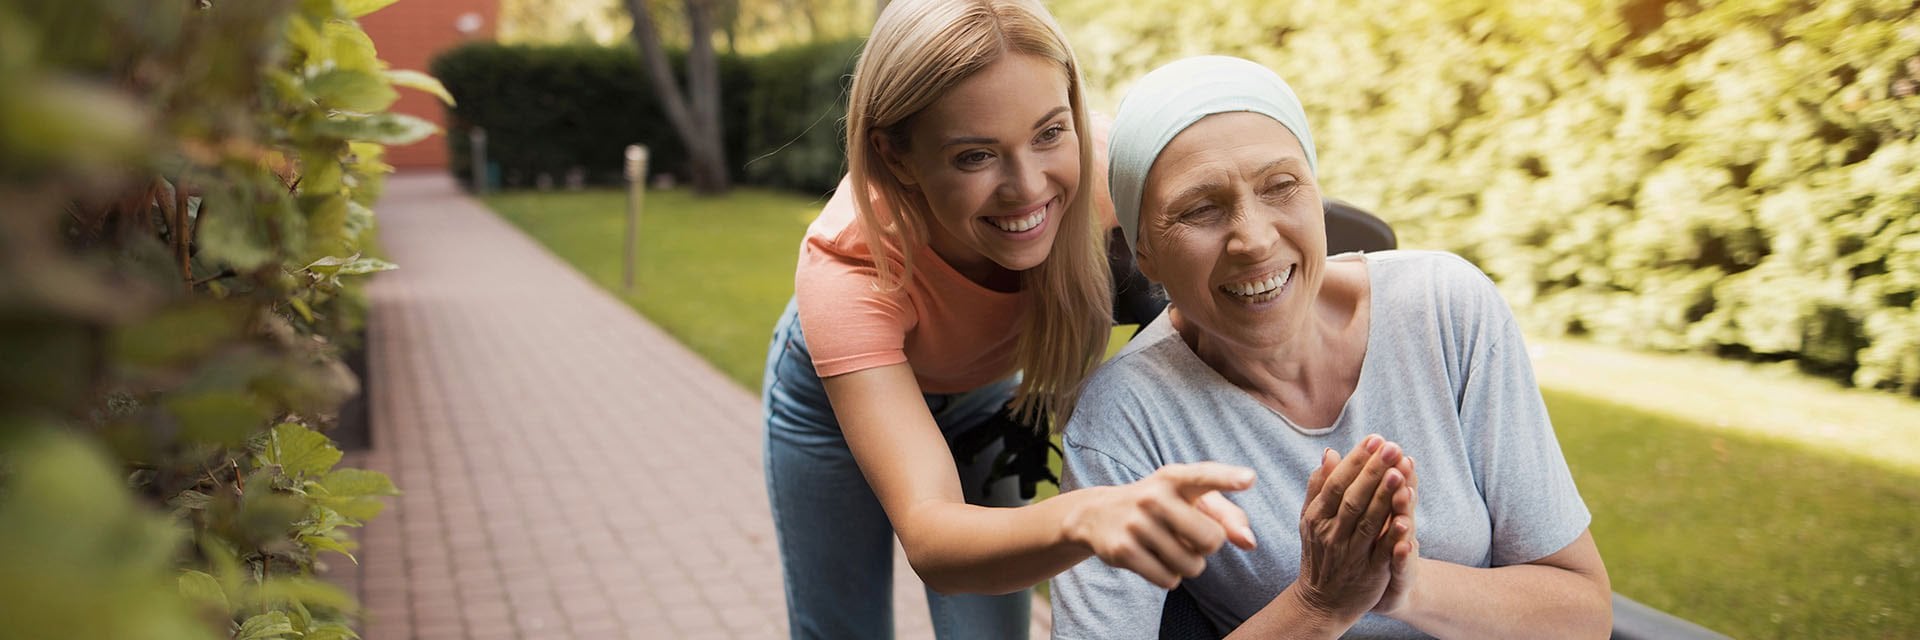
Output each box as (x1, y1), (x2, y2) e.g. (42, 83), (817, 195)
(997, 152), (1045, 202)
(1226, 204), (1281, 259)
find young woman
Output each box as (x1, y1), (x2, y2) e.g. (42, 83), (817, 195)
(761, 1), (1258, 638)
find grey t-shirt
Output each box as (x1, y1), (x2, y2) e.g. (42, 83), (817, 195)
(1051, 250), (1591, 639)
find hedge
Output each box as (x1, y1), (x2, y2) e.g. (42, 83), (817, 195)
(1057, 0), (1920, 395)
(1, 0), (414, 636)
(431, 39), (861, 194)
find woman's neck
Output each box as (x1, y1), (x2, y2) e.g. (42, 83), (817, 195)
(926, 230), (1022, 292)
(1182, 260), (1370, 426)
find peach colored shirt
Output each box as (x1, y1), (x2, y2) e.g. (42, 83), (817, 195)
(793, 118), (1115, 394)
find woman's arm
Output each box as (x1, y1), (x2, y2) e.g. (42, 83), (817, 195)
(1379, 531), (1611, 639)
(824, 363), (1256, 595)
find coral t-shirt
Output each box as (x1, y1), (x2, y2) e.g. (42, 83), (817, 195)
(793, 120), (1115, 394)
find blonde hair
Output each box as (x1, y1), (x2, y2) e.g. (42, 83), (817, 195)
(846, 0), (1111, 427)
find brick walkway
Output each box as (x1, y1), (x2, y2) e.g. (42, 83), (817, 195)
(330, 174), (1051, 639)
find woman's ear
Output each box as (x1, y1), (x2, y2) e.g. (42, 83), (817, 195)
(869, 129), (920, 190)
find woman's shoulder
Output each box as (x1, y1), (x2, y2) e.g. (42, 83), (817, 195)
(1365, 250), (1504, 304)
(801, 178), (877, 260)
(1362, 249), (1517, 340)
(1072, 317), (1208, 429)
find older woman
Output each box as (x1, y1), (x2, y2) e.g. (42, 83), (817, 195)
(1050, 56), (1612, 639)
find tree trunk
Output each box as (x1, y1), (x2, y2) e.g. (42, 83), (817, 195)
(623, 0), (732, 194)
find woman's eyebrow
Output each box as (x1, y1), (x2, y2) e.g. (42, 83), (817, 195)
(1166, 180), (1225, 209)
(1162, 156), (1305, 208)
(940, 106), (1072, 148)
(1257, 157), (1305, 176)
(1031, 106), (1070, 130)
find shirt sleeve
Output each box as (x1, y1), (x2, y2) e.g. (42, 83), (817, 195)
(1449, 259), (1592, 567)
(792, 183), (918, 378)
(1050, 432), (1166, 640)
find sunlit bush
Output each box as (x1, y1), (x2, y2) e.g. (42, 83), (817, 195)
(1058, 0), (1920, 394)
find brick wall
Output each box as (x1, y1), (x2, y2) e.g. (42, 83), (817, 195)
(360, 0), (500, 170)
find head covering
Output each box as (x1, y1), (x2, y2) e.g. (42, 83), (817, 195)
(1108, 55), (1317, 251)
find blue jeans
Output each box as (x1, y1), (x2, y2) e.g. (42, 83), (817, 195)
(762, 298), (1031, 640)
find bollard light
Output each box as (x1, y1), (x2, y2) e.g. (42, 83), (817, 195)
(469, 128), (488, 195)
(624, 145), (648, 291)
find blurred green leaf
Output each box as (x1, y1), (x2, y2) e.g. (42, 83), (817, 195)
(0, 76), (150, 171)
(310, 112), (439, 145)
(322, 20), (381, 73)
(318, 468), (397, 498)
(176, 570), (228, 612)
(112, 302), (250, 367)
(306, 69), (396, 113)
(384, 69), (454, 105)
(304, 622), (361, 640)
(300, 533), (356, 562)
(0, 429), (208, 640)
(166, 391), (273, 447)
(237, 611), (295, 640)
(261, 422), (341, 478)
(343, 0), (399, 19)
(248, 577), (356, 614)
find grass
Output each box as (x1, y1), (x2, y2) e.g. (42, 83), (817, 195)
(484, 187), (1919, 639)
(485, 187), (823, 388)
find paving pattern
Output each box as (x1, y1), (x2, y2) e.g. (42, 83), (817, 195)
(326, 174), (1052, 639)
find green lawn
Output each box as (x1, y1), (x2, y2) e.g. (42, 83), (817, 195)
(485, 187), (1919, 639)
(486, 188), (822, 387)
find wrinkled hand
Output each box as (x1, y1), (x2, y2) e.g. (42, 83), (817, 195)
(1294, 435), (1413, 623)
(1372, 453), (1419, 616)
(1066, 462), (1260, 589)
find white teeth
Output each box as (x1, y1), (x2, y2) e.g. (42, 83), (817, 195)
(989, 207), (1046, 233)
(1221, 265), (1294, 300)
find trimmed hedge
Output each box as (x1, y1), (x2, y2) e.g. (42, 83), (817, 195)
(431, 39), (860, 194)
(740, 38), (864, 194)
(1058, 0), (1920, 395)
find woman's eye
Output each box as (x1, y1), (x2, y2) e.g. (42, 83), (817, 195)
(957, 151), (993, 166)
(1180, 204), (1219, 221)
(1264, 180), (1300, 197)
(1037, 125), (1065, 143)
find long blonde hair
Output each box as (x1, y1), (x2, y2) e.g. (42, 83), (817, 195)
(845, 0), (1111, 427)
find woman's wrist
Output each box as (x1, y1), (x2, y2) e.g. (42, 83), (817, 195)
(1274, 581), (1354, 638)
(1051, 486), (1102, 554)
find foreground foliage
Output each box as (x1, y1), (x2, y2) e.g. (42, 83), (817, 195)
(0, 0), (441, 635)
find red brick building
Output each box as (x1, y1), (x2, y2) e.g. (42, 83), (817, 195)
(361, 0), (500, 170)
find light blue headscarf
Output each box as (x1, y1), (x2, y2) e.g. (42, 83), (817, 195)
(1108, 55), (1317, 251)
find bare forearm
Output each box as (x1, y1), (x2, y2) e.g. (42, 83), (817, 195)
(1396, 558), (1611, 639)
(894, 491), (1094, 595)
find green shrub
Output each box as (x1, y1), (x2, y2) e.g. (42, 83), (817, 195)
(1057, 0), (1920, 395)
(430, 38), (862, 194)
(740, 38), (863, 194)
(0, 0), (416, 635)
(431, 42), (755, 189)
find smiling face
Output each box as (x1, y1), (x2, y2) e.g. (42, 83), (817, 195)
(1135, 111), (1327, 351)
(874, 52), (1081, 284)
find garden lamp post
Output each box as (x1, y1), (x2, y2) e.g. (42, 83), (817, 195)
(625, 144), (648, 291)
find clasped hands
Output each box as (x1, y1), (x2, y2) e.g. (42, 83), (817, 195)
(1068, 434), (1419, 613)
(1294, 434), (1421, 624)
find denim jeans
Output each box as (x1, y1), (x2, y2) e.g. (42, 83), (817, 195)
(762, 297), (1031, 640)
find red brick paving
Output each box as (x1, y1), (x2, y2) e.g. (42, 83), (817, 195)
(330, 174), (1051, 639)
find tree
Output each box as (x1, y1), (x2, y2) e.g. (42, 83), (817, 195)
(623, 0), (732, 194)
